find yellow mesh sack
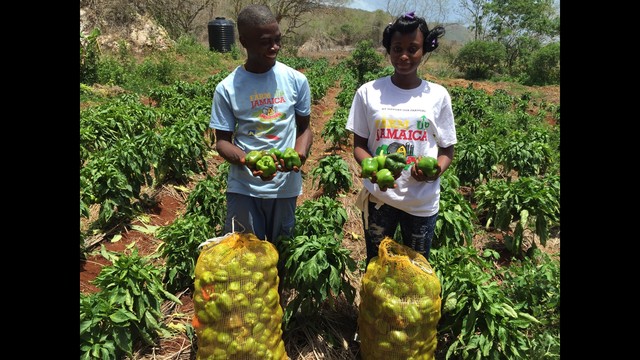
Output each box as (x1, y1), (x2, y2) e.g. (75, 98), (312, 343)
(358, 237), (441, 360)
(192, 232), (288, 360)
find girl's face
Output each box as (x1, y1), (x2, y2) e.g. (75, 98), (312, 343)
(240, 21), (282, 72)
(388, 28), (424, 76)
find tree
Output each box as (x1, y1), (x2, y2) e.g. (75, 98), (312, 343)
(146, 0), (216, 39)
(455, 40), (506, 79)
(344, 40), (384, 85)
(146, 0), (351, 41)
(456, 0), (559, 75)
(383, 0), (452, 25)
(456, 0), (493, 40)
(486, 0), (559, 72)
(227, 0), (351, 40)
(524, 41), (560, 85)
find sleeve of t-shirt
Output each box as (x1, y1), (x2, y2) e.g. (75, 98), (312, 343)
(210, 83), (235, 131)
(346, 87), (369, 139)
(434, 90), (457, 148)
(295, 75), (312, 117)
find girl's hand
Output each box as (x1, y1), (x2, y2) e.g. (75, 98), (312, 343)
(411, 162), (441, 182)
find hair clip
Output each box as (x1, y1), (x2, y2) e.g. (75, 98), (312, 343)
(403, 11), (415, 20)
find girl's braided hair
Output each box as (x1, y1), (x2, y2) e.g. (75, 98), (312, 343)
(382, 11), (445, 55)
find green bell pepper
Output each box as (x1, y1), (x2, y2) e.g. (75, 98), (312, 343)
(283, 147), (302, 170)
(417, 156), (439, 176)
(268, 148), (283, 161)
(384, 152), (407, 175)
(245, 150), (265, 169)
(376, 168), (395, 188)
(375, 151), (387, 170)
(256, 155), (277, 177)
(361, 157), (378, 178)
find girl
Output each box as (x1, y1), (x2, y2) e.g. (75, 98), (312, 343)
(346, 11), (456, 263)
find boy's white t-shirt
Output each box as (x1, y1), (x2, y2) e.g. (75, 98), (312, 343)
(210, 61), (311, 198)
(346, 76), (457, 217)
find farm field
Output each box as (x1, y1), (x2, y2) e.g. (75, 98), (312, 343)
(80, 37), (560, 359)
(80, 79), (560, 359)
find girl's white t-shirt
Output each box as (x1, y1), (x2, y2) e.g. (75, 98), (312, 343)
(346, 76), (457, 216)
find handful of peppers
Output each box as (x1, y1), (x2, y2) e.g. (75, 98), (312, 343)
(244, 147), (303, 180)
(360, 151), (407, 189)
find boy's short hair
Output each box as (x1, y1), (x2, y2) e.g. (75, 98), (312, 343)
(237, 4), (277, 35)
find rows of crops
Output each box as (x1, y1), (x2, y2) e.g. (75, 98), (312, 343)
(80, 40), (560, 359)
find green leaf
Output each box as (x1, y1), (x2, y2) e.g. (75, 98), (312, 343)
(502, 303), (518, 318)
(517, 311), (540, 324)
(80, 320), (93, 334)
(130, 224), (160, 235)
(110, 308), (137, 323)
(113, 327), (132, 355)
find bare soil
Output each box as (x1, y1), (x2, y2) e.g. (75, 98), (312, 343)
(80, 77), (560, 359)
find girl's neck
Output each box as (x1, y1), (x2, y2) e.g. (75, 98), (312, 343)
(390, 73), (422, 90)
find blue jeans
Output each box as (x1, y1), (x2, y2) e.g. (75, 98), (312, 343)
(225, 193), (297, 244)
(363, 202), (438, 264)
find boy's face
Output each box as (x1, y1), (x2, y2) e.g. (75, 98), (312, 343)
(240, 21), (282, 71)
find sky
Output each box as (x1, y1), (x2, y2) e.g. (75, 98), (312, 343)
(347, 0), (387, 12)
(345, 0), (560, 25)
(345, 0), (465, 23)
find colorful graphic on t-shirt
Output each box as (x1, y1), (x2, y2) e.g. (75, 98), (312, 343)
(374, 114), (431, 169)
(374, 115), (431, 142)
(246, 90), (287, 140)
(375, 142), (415, 170)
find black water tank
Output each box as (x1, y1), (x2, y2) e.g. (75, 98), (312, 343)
(208, 17), (235, 52)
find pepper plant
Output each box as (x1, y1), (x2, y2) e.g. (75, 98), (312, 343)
(293, 196), (348, 238)
(335, 72), (358, 108)
(433, 171), (477, 248)
(431, 245), (539, 359)
(453, 132), (500, 186)
(155, 114), (209, 184)
(80, 247), (181, 359)
(475, 175), (560, 257)
(309, 154), (353, 198)
(500, 251), (560, 358)
(321, 107), (350, 151)
(276, 196), (355, 343)
(157, 213), (214, 292)
(501, 130), (553, 178)
(184, 174), (227, 233)
(80, 155), (136, 227)
(277, 233), (357, 335)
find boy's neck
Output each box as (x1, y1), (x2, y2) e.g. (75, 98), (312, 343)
(244, 61), (276, 74)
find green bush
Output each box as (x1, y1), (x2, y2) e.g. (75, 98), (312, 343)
(433, 171), (477, 247)
(80, 247), (180, 359)
(135, 54), (177, 86)
(309, 155), (353, 198)
(97, 56), (131, 86)
(184, 174), (227, 233)
(80, 28), (101, 85)
(524, 42), (560, 85)
(455, 40), (506, 80)
(157, 213), (214, 292)
(431, 245), (537, 359)
(343, 40), (384, 86)
(321, 107), (350, 150)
